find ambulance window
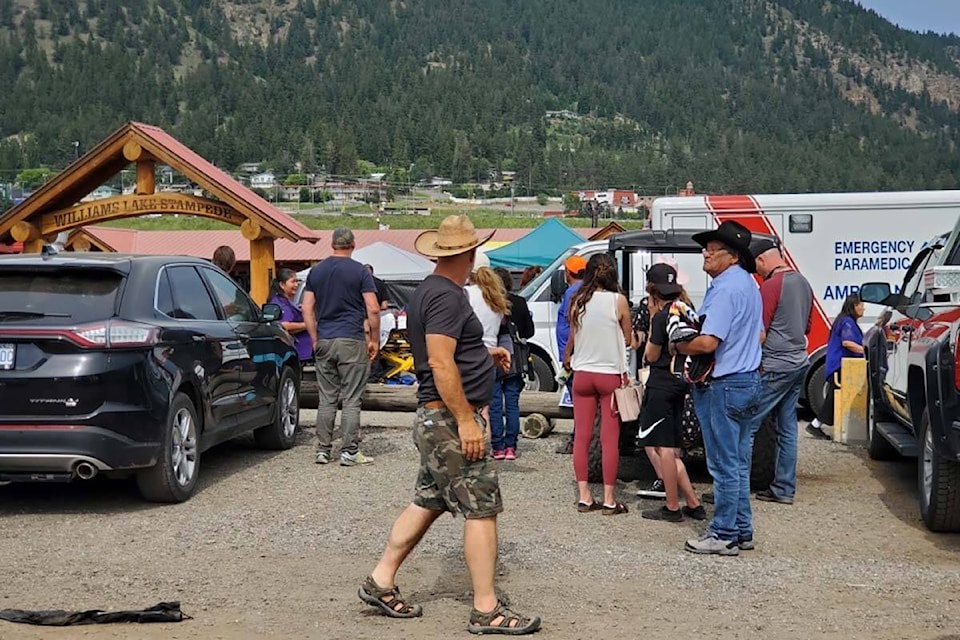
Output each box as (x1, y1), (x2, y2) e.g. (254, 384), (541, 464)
(788, 214), (812, 233)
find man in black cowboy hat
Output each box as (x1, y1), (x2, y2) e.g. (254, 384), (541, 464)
(676, 220), (763, 556)
(359, 215), (541, 634)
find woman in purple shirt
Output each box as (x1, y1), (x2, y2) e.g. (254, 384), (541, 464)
(809, 294), (864, 437)
(268, 268), (313, 363)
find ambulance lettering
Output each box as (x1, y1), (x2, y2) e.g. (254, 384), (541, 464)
(833, 240), (915, 271)
(823, 284), (901, 300)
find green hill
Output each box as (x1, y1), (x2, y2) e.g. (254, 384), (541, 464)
(0, 0), (958, 194)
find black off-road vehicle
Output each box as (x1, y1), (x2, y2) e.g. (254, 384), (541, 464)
(553, 229), (779, 488)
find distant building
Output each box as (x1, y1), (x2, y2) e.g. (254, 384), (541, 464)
(81, 185), (121, 202)
(251, 172), (276, 189)
(546, 109), (581, 120)
(237, 162), (262, 174)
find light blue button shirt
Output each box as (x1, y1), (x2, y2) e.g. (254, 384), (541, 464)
(699, 265), (763, 378)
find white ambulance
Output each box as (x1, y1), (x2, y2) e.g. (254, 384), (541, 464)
(520, 190), (960, 418)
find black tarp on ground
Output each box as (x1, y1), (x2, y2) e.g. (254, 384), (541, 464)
(0, 601), (189, 626)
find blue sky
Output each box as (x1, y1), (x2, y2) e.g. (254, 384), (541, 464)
(856, 1), (960, 36)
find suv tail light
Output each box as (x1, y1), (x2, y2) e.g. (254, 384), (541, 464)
(0, 320), (158, 349)
(69, 321), (158, 348)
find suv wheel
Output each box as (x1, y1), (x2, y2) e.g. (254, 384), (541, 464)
(136, 392), (200, 503)
(918, 409), (960, 532)
(254, 367), (300, 450)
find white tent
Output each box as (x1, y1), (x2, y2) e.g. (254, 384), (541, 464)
(298, 241), (434, 281)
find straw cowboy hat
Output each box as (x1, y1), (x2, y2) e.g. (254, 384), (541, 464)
(415, 215), (495, 258)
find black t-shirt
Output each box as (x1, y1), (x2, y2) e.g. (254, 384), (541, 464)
(408, 275), (495, 406)
(373, 276), (389, 307)
(646, 306), (688, 393)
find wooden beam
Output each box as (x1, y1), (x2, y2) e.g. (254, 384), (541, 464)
(240, 218), (262, 240)
(249, 236), (276, 305)
(122, 141), (142, 162)
(300, 382), (573, 419)
(39, 194), (247, 236)
(136, 159), (156, 195)
(23, 239), (43, 253)
(10, 221), (40, 242)
(70, 236), (92, 252)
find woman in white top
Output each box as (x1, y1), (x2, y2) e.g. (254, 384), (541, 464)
(563, 253), (632, 515)
(466, 263), (510, 349)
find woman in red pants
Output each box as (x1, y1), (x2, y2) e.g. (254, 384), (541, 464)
(563, 253), (633, 515)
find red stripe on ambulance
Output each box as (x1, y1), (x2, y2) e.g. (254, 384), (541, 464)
(705, 194), (832, 355)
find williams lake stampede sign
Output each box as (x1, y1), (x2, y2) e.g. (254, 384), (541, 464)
(40, 193), (247, 235)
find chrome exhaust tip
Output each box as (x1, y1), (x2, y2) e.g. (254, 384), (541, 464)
(74, 462), (98, 480)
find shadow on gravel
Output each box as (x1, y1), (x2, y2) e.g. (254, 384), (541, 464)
(0, 434), (290, 515)
(863, 449), (960, 552)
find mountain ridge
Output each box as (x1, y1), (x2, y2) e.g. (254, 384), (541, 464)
(0, 0), (957, 195)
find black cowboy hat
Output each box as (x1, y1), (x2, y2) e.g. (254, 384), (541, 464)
(692, 221), (756, 274)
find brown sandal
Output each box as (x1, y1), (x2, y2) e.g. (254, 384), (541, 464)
(468, 600), (541, 635)
(576, 500), (602, 513)
(601, 502), (629, 516)
(358, 575), (423, 618)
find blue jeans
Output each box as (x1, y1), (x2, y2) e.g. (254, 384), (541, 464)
(754, 366), (808, 499)
(692, 371), (761, 541)
(490, 374), (524, 450)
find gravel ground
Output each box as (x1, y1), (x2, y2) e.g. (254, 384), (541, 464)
(1, 410), (959, 640)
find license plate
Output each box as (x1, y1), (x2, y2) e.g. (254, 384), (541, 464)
(0, 343), (14, 370)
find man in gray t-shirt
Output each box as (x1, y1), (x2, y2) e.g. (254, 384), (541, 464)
(750, 238), (814, 504)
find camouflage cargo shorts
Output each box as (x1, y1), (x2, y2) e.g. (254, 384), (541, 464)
(411, 405), (503, 519)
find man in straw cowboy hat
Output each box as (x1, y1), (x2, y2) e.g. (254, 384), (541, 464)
(359, 215), (541, 635)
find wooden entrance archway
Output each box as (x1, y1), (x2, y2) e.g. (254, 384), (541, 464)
(0, 122), (319, 304)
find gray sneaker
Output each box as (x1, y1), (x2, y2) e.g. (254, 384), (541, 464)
(340, 451), (375, 466)
(315, 451), (331, 465)
(685, 533), (740, 556)
(738, 537), (755, 551)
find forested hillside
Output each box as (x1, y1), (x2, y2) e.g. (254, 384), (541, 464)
(0, 0), (959, 194)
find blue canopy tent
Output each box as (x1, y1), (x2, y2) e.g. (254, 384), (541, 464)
(485, 218), (585, 269)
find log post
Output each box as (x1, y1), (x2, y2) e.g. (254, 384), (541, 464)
(10, 221), (40, 243)
(122, 141), (142, 162)
(306, 384), (575, 419)
(249, 235), (275, 306)
(70, 236), (92, 252)
(136, 159), (156, 195)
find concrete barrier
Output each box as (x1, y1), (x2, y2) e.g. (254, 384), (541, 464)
(834, 357), (867, 445)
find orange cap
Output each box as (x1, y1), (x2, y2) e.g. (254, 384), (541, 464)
(564, 255), (587, 275)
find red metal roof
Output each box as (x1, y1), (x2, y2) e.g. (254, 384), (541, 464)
(81, 226), (587, 262)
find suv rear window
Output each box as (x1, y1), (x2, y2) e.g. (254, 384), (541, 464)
(0, 270), (123, 324)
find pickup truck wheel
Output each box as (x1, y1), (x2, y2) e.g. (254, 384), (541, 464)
(918, 409), (960, 532)
(136, 393), (201, 503)
(750, 414), (777, 491)
(806, 361), (827, 422)
(254, 367), (300, 450)
(867, 379), (898, 460)
(525, 353), (555, 393)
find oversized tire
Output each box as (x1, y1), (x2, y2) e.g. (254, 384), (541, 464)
(749, 414), (778, 491)
(866, 377), (898, 461)
(918, 409), (960, 532)
(254, 367), (300, 450)
(806, 360), (827, 422)
(136, 392), (201, 503)
(525, 352), (556, 393)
